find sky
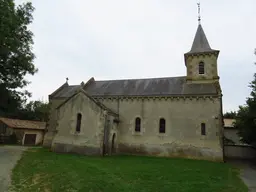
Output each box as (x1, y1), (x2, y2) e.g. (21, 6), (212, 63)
(16, 0), (256, 112)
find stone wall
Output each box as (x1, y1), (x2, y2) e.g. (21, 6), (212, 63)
(186, 54), (219, 82)
(97, 96), (223, 161)
(45, 92), (223, 160)
(224, 128), (241, 144)
(43, 98), (65, 147)
(224, 145), (256, 160)
(51, 92), (115, 156)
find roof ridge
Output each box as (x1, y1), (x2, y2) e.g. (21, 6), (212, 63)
(56, 89), (118, 116)
(49, 82), (69, 98)
(94, 76), (186, 82)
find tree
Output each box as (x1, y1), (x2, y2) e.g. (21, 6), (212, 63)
(223, 111), (237, 119)
(20, 100), (50, 121)
(234, 51), (256, 145)
(0, 0), (37, 117)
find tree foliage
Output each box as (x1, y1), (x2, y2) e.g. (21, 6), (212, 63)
(223, 111), (237, 119)
(21, 100), (50, 121)
(234, 52), (256, 145)
(0, 0), (37, 117)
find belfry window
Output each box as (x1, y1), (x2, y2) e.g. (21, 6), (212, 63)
(201, 123), (206, 135)
(199, 62), (205, 74)
(135, 117), (141, 132)
(159, 118), (166, 133)
(76, 113), (82, 132)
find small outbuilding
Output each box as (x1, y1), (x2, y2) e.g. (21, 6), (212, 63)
(0, 117), (46, 146)
(223, 118), (240, 144)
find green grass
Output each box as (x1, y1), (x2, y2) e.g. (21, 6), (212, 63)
(10, 148), (247, 192)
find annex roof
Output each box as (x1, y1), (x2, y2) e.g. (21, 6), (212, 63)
(0, 117), (46, 130)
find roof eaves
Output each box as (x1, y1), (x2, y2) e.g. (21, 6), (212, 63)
(56, 88), (119, 117)
(91, 93), (219, 97)
(0, 117), (46, 130)
(49, 82), (69, 99)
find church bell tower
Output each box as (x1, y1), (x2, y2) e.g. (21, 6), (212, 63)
(184, 3), (220, 83)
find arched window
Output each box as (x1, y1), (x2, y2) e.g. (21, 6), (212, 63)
(135, 117), (141, 132)
(76, 113), (82, 132)
(201, 123), (206, 135)
(159, 118), (166, 133)
(198, 62), (205, 74)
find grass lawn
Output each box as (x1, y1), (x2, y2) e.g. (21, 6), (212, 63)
(10, 148), (247, 192)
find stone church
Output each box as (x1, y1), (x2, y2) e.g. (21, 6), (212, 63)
(43, 21), (224, 161)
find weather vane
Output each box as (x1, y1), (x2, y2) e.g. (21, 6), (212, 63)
(197, 2), (201, 24)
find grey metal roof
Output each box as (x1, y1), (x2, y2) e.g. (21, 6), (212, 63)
(84, 76), (218, 96)
(186, 24), (217, 54)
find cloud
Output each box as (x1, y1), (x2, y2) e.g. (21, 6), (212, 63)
(15, 0), (256, 111)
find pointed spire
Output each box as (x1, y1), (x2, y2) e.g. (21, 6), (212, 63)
(185, 3), (219, 55)
(189, 24), (214, 53)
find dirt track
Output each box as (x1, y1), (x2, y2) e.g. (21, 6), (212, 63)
(0, 146), (27, 192)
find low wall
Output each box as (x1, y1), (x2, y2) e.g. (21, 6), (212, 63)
(224, 144), (256, 160)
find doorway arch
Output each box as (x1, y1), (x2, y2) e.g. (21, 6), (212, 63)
(111, 133), (116, 154)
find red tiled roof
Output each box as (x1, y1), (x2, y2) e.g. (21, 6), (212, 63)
(0, 117), (46, 130)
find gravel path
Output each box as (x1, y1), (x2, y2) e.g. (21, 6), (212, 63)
(0, 146), (27, 192)
(228, 159), (256, 192)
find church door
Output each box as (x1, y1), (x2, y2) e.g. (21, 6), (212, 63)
(111, 133), (116, 154)
(103, 119), (110, 156)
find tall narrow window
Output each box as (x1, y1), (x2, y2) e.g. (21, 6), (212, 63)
(135, 117), (141, 132)
(201, 123), (206, 135)
(76, 113), (82, 132)
(199, 62), (205, 74)
(159, 118), (166, 133)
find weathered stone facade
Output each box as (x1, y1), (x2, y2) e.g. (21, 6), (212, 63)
(43, 23), (224, 161)
(96, 96), (223, 161)
(48, 90), (118, 155)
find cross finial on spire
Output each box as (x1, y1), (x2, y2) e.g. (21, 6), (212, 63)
(197, 2), (201, 24)
(66, 77), (69, 83)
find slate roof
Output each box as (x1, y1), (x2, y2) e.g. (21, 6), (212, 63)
(84, 76), (218, 96)
(51, 85), (80, 98)
(186, 24), (218, 54)
(49, 76), (218, 98)
(0, 117), (46, 130)
(50, 76), (218, 98)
